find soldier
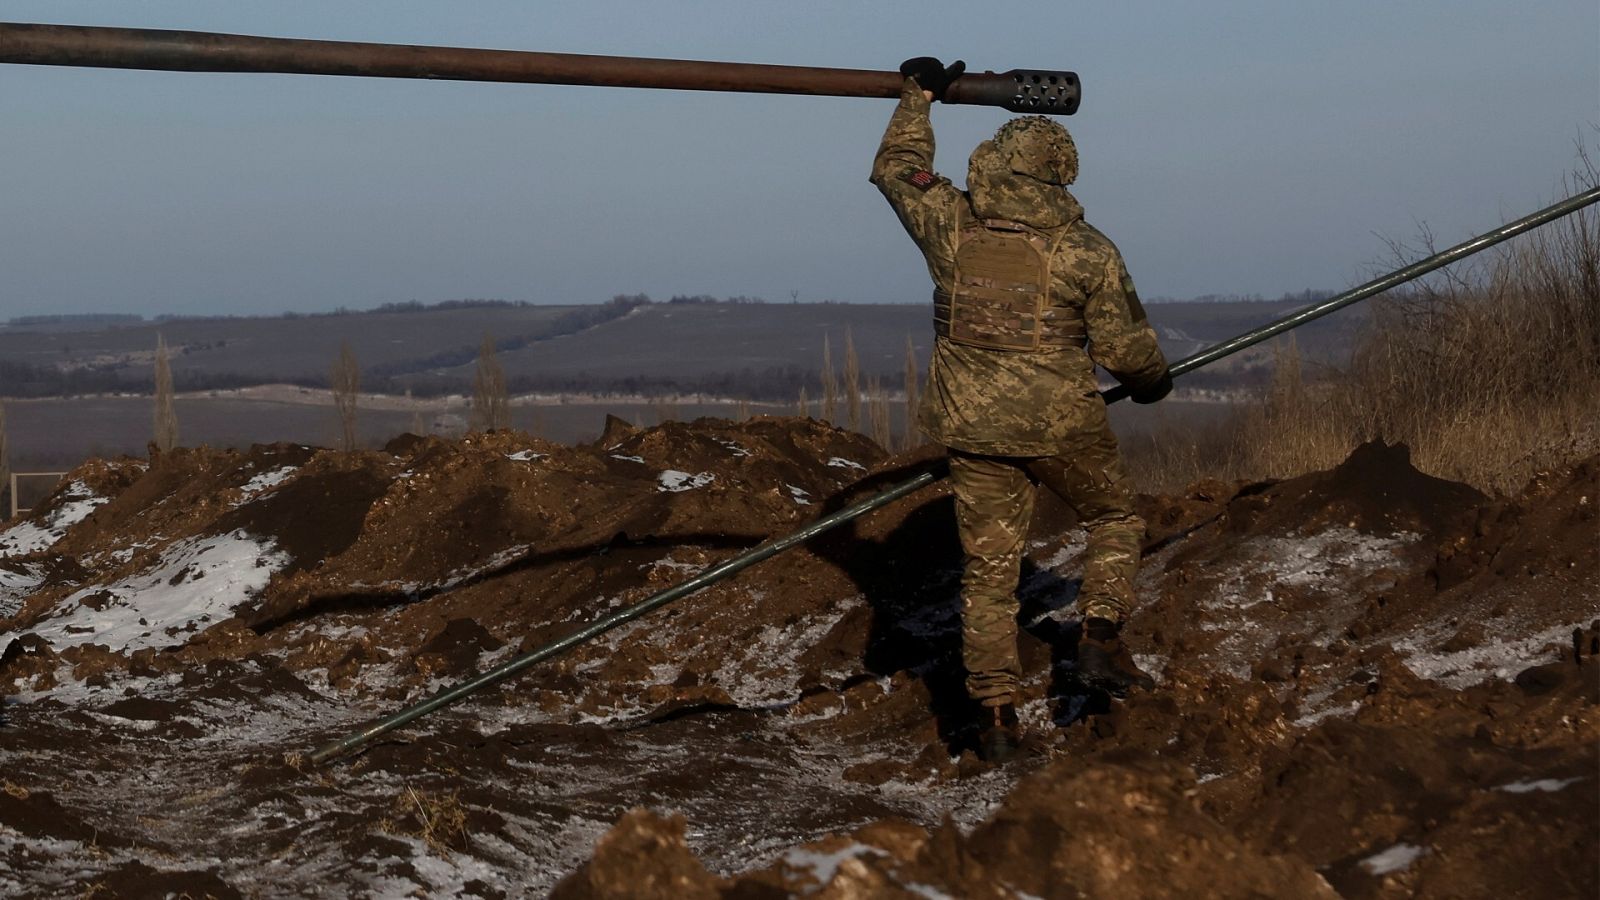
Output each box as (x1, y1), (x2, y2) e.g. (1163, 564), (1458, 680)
(872, 58), (1172, 762)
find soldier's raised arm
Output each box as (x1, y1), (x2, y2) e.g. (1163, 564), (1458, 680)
(1082, 235), (1173, 403)
(870, 64), (965, 251)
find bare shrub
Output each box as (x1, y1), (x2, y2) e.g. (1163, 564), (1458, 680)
(331, 341), (360, 452)
(868, 377), (892, 448)
(903, 334), (922, 449)
(844, 328), (862, 433)
(735, 398), (751, 421)
(405, 388), (425, 437)
(470, 334), (510, 432)
(152, 334), (178, 452)
(652, 395), (677, 425)
(0, 402), (10, 517)
(796, 385), (810, 417)
(821, 335), (838, 423)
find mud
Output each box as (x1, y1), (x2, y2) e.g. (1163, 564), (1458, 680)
(0, 420), (1595, 898)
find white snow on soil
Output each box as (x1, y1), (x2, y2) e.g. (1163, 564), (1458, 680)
(787, 484), (812, 505)
(1396, 621), (1584, 689)
(0, 564), (43, 619)
(826, 457), (865, 471)
(20, 529), (290, 653)
(782, 842), (886, 888)
(237, 466), (298, 497)
(1495, 776), (1586, 794)
(1360, 842), (1426, 875)
(609, 454), (645, 464)
(0, 480), (108, 557)
(1202, 528), (1416, 614)
(1194, 528), (1416, 679)
(506, 450), (545, 461)
(658, 470), (715, 492)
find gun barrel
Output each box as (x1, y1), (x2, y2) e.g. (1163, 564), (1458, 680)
(0, 22), (1078, 113)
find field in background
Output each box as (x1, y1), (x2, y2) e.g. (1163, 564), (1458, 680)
(0, 297), (1358, 399)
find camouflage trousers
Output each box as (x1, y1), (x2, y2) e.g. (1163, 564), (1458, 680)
(947, 428), (1145, 705)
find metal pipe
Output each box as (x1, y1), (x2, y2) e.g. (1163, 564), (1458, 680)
(307, 467), (941, 765)
(0, 22), (1078, 114)
(308, 187), (1598, 765)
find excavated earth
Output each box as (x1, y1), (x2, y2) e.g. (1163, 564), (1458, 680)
(0, 416), (1595, 898)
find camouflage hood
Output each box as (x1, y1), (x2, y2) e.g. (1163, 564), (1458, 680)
(966, 139), (1083, 230)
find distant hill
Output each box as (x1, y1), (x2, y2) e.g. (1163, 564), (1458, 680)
(0, 298), (1360, 400)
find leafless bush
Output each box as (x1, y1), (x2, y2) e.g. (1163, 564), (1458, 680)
(844, 328), (862, 433)
(821, 335), (838, 423)
(903, 334), (922, 449)
(652, 395), (677, 425)
(796, 385), (810, 417)
(470, 334), (510, 432)
(152, 334), (178, 453)
(0, 402), (10, 517)
(868, 377), (892, 448)
(331, 341), (360, 452)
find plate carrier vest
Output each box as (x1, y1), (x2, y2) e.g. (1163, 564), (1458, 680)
(933, 205), (1088, 352)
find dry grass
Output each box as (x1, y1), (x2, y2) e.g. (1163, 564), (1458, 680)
(844, 328), (862, 433)
(378, 786), (470, 857)
(470, 334), (510, 432)
(331, 340), (360, 452)
(153, 333), (178, 452)
(1130, 160), (1599, 497)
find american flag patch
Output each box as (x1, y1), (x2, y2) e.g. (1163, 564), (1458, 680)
(902, 169), (937, 191)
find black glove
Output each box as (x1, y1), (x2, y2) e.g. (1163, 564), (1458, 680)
(898, 57), (967, 101)
(1129, 369), (1173, 404)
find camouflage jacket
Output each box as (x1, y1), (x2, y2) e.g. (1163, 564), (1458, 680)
(870, 81), (1168, 456)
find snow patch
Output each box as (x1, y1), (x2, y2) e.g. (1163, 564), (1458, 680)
(506, 450), (545, 461)
(20, 530), (290, 653)
(1495, 776), (1586, 794)
(787, 484), (812, 505)
(1396, 621), (1584, 689)
(658, 470), (715, 493)
(0, 564), (43, 619)
(1203, 528), (1415, 614)
(1360, 842), (1426, 876)
(717, 439), (752, 458)
(238, 466), (297, 497)
(826, 457), (865, 472)
(783, 842), (886, 888)
(645, 555), (705, 575)
(0, 480), (108, 557)
(610, 454), (645, 464)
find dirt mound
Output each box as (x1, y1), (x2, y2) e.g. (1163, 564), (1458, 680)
(1221, 440), (1486, 538)
(0, 421), (1594, 897)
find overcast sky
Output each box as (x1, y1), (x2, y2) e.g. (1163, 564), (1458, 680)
(1, 2), (1595, 317)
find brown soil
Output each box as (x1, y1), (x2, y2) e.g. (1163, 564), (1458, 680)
(0, 419), (1594, 898)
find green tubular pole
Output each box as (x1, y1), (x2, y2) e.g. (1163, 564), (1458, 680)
(309, 186), (1599, 765)
(307, 467), (940, 765)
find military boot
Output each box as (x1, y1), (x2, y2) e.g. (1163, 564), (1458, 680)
(978, 701), (1022, 763)
(1076, 617), (1156, 698)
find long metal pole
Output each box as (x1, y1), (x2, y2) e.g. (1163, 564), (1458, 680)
(0, 22), (1078, 114)
(310, 187), (1599, 764)
(307, 468), (941, 765)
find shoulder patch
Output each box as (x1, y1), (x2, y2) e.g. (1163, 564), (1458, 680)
(901, 169), (937, 191)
